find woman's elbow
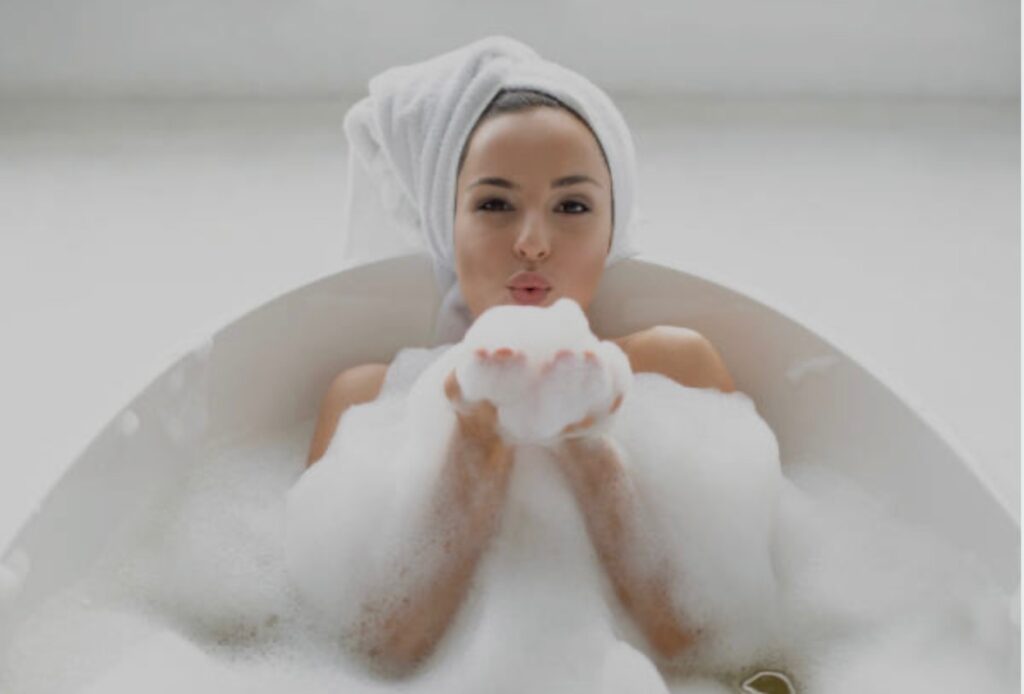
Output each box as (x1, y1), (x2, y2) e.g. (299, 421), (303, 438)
(355, 619), (438, 678)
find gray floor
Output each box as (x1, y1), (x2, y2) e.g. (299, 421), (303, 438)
(0, 95), (1018, 544)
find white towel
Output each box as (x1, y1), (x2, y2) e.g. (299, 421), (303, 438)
(340, 35), (644, 344)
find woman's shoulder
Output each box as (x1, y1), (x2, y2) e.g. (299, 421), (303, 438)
(612, 325), (735, 392)
(329, 362), (391, 403)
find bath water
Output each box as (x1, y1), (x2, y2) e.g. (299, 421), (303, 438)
(0, 300), (1016, 693)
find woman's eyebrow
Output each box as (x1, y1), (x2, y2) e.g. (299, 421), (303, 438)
(552, 174), (600, 188)
(468, 174), (601, 190)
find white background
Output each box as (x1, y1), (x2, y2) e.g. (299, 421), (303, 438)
(0, 1), (1019, 543)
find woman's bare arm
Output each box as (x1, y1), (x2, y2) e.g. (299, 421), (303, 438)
(357, 421), (513, 672)
(547, 327), (730, 659)
(315, 366), (513, 673)
(553, 434), (696, 661)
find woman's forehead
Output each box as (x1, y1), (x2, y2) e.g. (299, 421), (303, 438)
(459, 108), (609, 185)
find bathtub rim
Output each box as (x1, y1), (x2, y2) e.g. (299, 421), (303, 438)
(1, 250), (1017, 569)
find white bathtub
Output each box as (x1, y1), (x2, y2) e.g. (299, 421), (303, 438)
(0, 253), (1018, 647)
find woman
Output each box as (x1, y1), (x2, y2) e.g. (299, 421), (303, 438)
(304, 42), (735, 674)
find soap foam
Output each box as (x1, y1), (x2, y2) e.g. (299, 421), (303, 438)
(454, 298), (632, 445)
(771, 464), (1019, 691)
(610, 370), (786, 674)
(0, 298), (1016, 693)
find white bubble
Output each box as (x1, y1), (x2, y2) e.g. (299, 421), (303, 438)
(455, 298), (631, 445)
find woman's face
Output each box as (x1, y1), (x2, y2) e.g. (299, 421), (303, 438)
(454, 107), (613, 320)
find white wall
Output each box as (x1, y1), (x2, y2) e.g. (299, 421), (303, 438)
(0, 0), (1018, 99)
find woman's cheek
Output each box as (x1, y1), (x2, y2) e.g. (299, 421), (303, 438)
(569, 242), (605, 278)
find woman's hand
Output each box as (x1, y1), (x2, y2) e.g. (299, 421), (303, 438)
(444, 347), (524, 445)
(446, 341), (630, 446)
(540, 344), (629, 442)
(559, 392), (625, 437)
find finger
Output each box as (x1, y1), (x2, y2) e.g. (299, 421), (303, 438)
(492, 347), (526, 366)
(610, 393), (624, 413)
(444, 369), (463, 403)
(478, 399), (499, 424)
(561, 413), (596, 435)
(542, 349), (574, 376)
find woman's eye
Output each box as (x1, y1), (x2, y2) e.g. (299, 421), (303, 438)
(477, 199), (588, 214)
(560, 200), (589, 214)
(479, 198), (510, 212)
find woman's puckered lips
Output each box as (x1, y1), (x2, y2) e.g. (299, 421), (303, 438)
(506, 271), (552, 290)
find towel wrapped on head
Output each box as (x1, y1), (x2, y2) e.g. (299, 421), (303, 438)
(340, 35), (644, 344)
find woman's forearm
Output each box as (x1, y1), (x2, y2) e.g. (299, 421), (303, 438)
(356, 421), (513, 672)
(553, 435), (696, 660)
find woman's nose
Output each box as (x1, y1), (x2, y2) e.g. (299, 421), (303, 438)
(512, 218), (551, 262)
